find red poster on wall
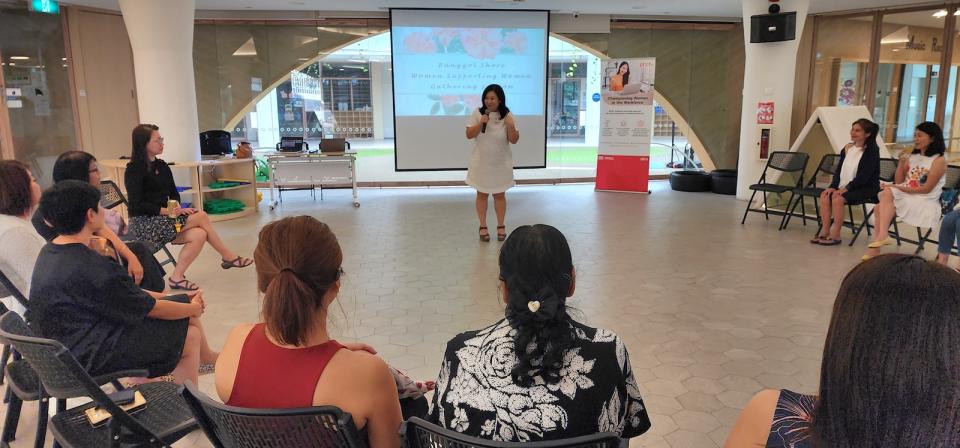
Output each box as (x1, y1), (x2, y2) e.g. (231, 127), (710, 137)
(757, 102), (775, 125)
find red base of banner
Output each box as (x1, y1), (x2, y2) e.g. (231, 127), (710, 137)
(595, 155), (649, 192)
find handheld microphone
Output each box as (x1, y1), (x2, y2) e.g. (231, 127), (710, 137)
(481, 113), (488, 133)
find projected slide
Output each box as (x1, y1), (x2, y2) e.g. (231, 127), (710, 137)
(391, 9), (548, 171)
(392, 27), (545, 116)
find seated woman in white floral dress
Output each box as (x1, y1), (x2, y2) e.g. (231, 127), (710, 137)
(429, 224), (651, 442)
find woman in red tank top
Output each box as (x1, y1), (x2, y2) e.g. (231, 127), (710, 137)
(215, 216), (402, 448)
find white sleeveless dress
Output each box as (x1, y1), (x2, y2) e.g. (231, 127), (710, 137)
(891, 153), (945, 228)
(465, 109), (515, 194)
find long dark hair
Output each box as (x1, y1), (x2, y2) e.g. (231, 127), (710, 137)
(618, 61), (630, 85)
(52, 151), (97, 184)
(912, 121), (946, 157)
(499, 224), (576, 387)
(131, 123), (160, 167)
(811, 254), (960, 447)
(255, 216), (343, 346)
(478, 83), (510, 118)
(852, 118), (880, 154)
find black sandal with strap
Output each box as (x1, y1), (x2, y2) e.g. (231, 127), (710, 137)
(479, 226), (490, 242)
(168, 277), (199, 291)
(497, 225), (507, 242)
(221, 256), (253, 269)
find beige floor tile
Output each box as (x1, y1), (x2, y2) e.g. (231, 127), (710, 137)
(2, 181), (923, 447)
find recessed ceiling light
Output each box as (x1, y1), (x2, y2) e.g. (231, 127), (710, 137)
(934, 10), (948, 18)
(10, 56), (29, 60)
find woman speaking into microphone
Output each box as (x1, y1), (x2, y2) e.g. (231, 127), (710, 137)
(465, 84), (519, 242)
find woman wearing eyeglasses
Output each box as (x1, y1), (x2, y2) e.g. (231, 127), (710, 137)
(125, 124), (252, 291)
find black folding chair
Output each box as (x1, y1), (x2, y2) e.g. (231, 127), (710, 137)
(781, 154), (839, 231)
(181, 381), (366, 448)
(400, 417), (627, 448)
(99, 180), (177, 268)
(740, 151), (810, 229)
(0, 312), (196, 448)
(849, 158), (901, 246)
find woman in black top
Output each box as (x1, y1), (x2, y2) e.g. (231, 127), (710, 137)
(31, 150), (165, 292)
(812, 119), (881, 246)
(429, 225), (650, 442)
(125, 124), (252, 291)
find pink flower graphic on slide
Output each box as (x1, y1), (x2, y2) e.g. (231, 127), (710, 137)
(460, 29), (502, 60)
(463, 94), (482, 110)
(404, 32), (437, 54)
(441, 95), (461, 107)
(433, 28), (460, 49)
(504, 31), (527, 54)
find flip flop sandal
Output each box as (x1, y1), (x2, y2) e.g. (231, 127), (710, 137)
(221, 256), (253, 269)
(168, 277), (199, 291)
(819, 238), (842, 246)
(810, 235), (829, 244)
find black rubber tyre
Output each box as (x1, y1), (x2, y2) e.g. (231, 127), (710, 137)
(710, 169), (737, 195)
(670, 170), (711, 192)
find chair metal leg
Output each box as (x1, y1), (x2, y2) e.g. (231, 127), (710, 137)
(780, 194), (801, 230)
(741, 190), (759, 225)
(915, 227), (933, 254)
(892, 219), (902, 245)
(813, 197), (823, 236)
(0, 344), (8, 385)
(33, 395), (48, 448)
(162, 245), (177, 268)
(778, 193), (797, 230)
(1, 394), (21, 444)
(799, 196), (807, 226)
(849, 208), (874, 246)
(762, 192), (770, 221)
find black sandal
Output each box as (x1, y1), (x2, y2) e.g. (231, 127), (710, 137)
(479, 226), (490, 242)
(819, 238), (842, 246)
(221, 256), (253, 269)
(168, 277), (199, 291)
(497, 226), (507, 242)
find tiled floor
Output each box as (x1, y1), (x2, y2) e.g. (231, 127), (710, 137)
(1, 181), (928, 447)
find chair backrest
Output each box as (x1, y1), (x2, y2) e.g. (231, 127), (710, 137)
(400, 418), (627, 448)
(99, 179), (128, 210)
(0, 311), (98, 398)
(181, 381), (366, 448)
(878, 157), (898, 183)
(0, 312), (164, 440)
(767, 151), (809, 174)
(0, 268), (29, 311)
(815, 153), (841, 176)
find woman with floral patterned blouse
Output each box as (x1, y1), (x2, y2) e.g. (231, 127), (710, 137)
(429, 224), (651, 442)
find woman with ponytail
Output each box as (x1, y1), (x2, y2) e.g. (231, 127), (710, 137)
(215, 216), (402, 447)
(430, 224), (651, 442)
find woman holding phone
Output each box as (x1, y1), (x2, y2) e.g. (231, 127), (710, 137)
(464, 84), (519, 242)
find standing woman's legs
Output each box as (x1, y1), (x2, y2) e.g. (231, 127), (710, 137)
(476, 192), (489, 237)
(493, 192), (506, 232)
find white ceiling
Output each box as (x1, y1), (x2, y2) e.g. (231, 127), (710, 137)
(57, 0), (945, 19)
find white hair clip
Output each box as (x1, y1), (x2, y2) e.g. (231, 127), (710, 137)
(528, 301), (541, 313)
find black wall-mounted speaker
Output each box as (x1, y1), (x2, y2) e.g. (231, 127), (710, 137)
(750, 11), (796, 43)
